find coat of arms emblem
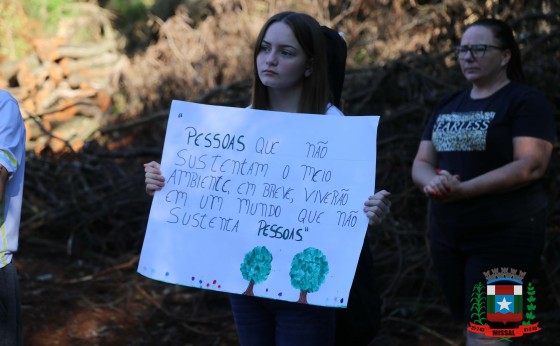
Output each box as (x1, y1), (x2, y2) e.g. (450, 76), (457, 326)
(467, 267), (541, 340)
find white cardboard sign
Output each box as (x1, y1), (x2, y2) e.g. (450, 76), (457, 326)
(138, 100), (379, 307)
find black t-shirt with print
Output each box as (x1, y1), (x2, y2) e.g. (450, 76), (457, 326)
(421, 81), (556, 226)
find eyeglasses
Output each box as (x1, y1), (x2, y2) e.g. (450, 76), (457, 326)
(454, 44), (504, 58)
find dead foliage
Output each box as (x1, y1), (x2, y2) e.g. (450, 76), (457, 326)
(5, 0), (560, 345)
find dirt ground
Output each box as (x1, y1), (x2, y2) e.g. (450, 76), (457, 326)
(16, 231), (560, 346)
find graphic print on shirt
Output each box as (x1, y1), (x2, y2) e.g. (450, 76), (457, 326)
(432, 111), (495, 152)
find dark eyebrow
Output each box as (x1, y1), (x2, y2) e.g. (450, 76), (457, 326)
(261, 39), (297, 50)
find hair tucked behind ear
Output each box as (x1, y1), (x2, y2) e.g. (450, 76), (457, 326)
(467, 18), (525, 83)
(251, 12), (330, 114)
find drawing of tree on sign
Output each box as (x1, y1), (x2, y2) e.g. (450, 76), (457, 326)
(289, 247), (329, 304)
(240, 246), (273, 296)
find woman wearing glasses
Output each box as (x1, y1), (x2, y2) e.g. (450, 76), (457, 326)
(412, 19), (555, 345)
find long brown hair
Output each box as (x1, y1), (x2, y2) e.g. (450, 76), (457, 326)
(251, 12), (330, 114)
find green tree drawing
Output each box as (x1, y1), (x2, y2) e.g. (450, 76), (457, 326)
(240, 246), (273, 296)
(470, 282), (487, 325)
(522, 282), (537, 325)
(289, 247), (329, 304)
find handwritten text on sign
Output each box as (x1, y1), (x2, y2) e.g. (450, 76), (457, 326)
(138, 101), (379, 307)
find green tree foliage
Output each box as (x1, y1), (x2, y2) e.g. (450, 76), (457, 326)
(522, 282), (537, 325)
(100, 0), (156, 53)
(0, 0), (76, 59)
(290, 247), (329, 304)
(240, 246), (273, 296)
(21, 0), (75, 33)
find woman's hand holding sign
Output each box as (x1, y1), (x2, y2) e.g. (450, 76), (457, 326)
(144, 161), (165, 196)
(364, 190), (391, 226)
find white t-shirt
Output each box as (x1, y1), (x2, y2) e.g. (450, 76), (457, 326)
(247, 104), (344, 116)
(325, 104), (344, 116)
(0, 90), (26, 267)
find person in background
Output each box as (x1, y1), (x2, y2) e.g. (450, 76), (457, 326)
(0, 90), (26, 346)
(145, 11), (391, 346)
(411, 18), (555, 345)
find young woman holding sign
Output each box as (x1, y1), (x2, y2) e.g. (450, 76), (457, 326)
(144, 11), (391, 346)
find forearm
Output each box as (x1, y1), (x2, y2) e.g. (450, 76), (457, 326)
(0, 166), (8, 203)
(411, 160), (438, 190)
(457, 159), (546, 200)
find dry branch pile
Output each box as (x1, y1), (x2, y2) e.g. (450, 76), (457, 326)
(0, 3), (124, 155)
(6, 0), (560, 344)
(0, 37), (122, 155)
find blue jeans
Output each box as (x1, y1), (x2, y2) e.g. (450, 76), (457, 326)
(229, 294), (336, 346)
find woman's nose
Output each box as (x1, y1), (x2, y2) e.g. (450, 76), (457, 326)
(265, 51), (278, 66)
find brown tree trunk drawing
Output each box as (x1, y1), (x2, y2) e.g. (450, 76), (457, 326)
(242, 280), (255, 296)
(297, 290), (308, 304)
